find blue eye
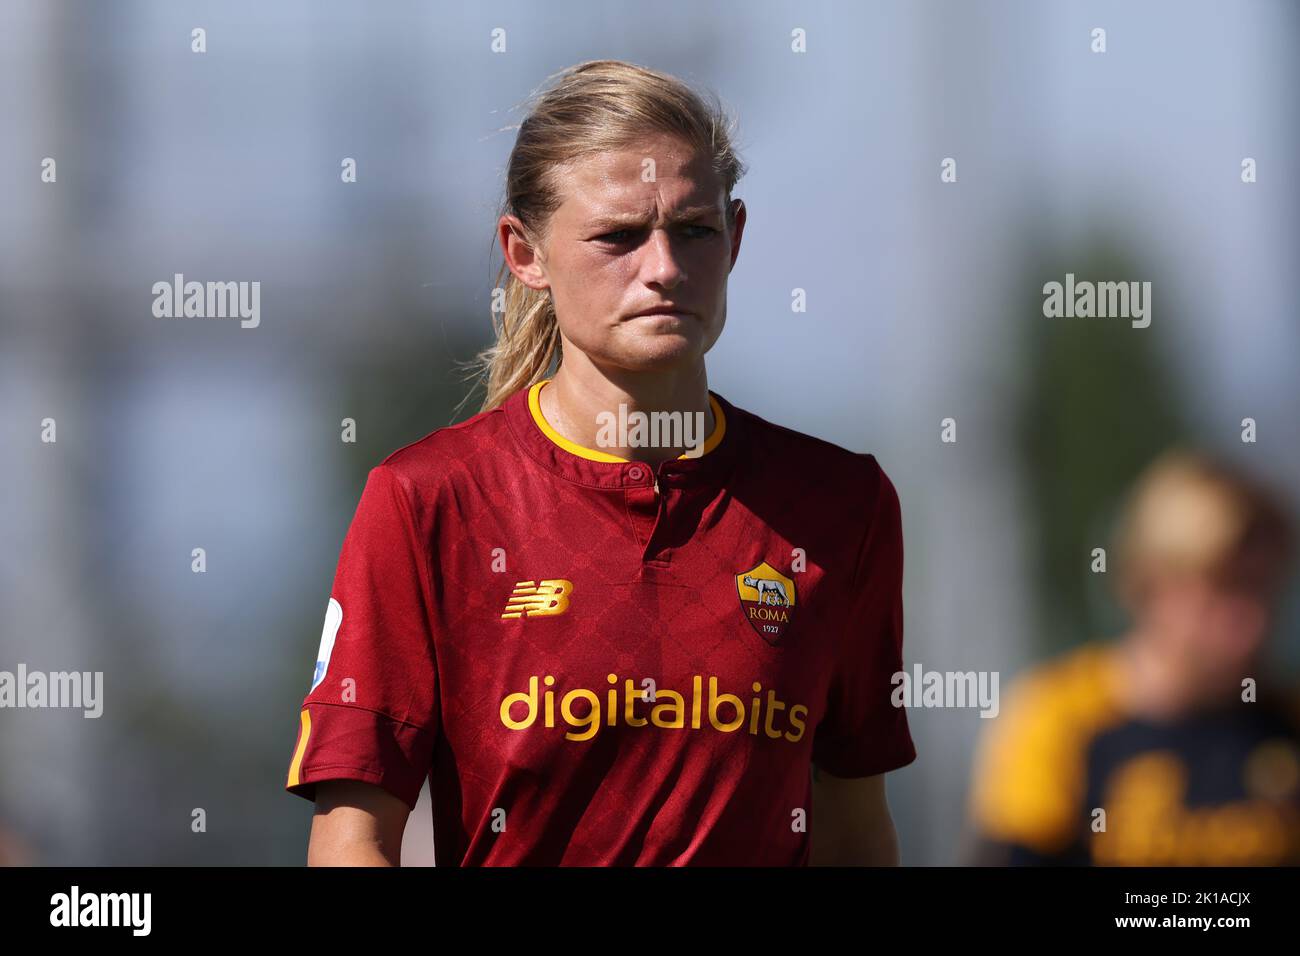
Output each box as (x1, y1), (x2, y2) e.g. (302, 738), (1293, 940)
(596, 225), (717, 245)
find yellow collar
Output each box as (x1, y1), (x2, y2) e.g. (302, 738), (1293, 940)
(527, 379), (726, 464)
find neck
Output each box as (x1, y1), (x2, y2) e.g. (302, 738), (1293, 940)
(541, 362), (714, 465)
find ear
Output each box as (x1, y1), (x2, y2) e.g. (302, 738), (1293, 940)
(727, 198), (746, 271)
(498, 215), (550, 291)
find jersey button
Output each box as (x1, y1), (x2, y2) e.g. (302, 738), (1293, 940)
(628, 465), (645, 481)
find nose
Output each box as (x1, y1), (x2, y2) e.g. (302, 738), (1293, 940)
(641, 228), (688, 287)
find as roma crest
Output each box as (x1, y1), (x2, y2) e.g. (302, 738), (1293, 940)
(735, 561), (796, 645)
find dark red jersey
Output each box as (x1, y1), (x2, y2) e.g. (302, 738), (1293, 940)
(286, 378), (915, 865)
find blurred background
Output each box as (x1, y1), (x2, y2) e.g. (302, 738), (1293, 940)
(1, 0), (1297, 865)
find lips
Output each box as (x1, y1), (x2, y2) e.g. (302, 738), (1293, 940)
(627, 305), (693, 319)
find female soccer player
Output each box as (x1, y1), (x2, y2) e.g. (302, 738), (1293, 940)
(284, 59), (916, 866)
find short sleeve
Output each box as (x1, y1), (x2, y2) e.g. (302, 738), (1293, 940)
(966, 646), (1122, 859)
(966, 678), (1081, 856)
(284, 464), (439, 811)
(812, 457), (917, 778)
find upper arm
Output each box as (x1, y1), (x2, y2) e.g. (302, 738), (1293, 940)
(308, 780), (412, 866)
(811, 460), (916, 778)
(965, 658), (1109, 860)
(284, 464), (441, 813)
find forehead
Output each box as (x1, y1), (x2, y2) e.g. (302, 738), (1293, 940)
(550, 135), (724, 220)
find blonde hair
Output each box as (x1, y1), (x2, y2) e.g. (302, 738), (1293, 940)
(1114, 449), (1296, 608)
(462, 60), (747, 414)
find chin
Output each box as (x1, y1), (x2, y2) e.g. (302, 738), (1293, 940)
(611, 340), (702, 372)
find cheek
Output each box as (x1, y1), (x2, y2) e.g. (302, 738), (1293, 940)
(548, 259), (613, 339)
(555, 252), (633, 309)
(1176, 598), (1267, 667)
(686, 242), (728, 282)
(1211, 599), (1269, 649)
(702, 309), (727, 351)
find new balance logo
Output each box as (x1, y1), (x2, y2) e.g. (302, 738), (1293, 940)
(501, 579), (574, 619)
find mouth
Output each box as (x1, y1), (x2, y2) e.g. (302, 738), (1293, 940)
(625, 305), (695, 320)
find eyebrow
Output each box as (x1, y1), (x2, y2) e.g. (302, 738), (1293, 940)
(586, 205), (723, 230)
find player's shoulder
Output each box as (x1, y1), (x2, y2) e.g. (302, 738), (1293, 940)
(969, 640), (1126, 852)
(971, 642), (1129, 803)
(365, 399), (513, 498)
(1000, 641), (1127, 730)
(723, 394), (893, 499)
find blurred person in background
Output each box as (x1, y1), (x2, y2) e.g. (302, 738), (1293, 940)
(966, 449), (1300, 865)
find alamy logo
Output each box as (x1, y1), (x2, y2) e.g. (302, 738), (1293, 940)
(0, 665), (102, 718)
(50, 885), (151, 936)
(1042, 272), (1151, 328)
(596, 403), (707, 454)
(152, 273), (260, 328)
(891, 663), (999, 717)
